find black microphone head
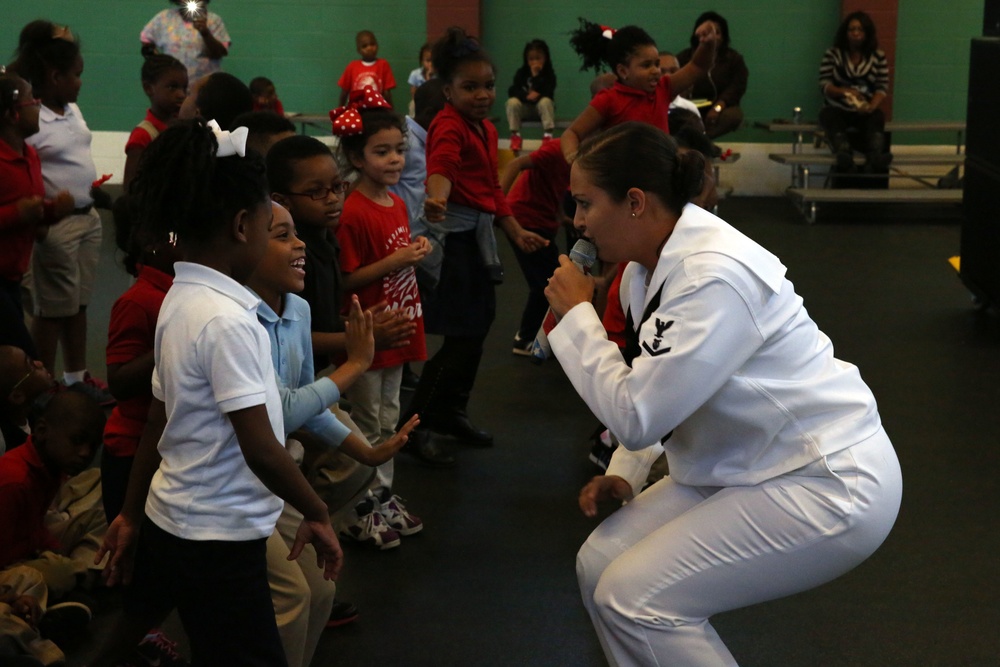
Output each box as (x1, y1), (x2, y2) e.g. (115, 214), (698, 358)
(569, 239), (597, 270)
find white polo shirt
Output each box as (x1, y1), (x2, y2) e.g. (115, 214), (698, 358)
(147, 262), (284, 541)
(26, 103), (97, 208)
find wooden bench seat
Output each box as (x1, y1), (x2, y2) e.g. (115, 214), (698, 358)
(769, 153), (965, 167)
(788, 187), (963, 222)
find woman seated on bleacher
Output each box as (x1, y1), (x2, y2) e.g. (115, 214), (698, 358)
(818, 11), (891, 173)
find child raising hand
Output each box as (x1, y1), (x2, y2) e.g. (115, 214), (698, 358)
(560, 18), (717, 162)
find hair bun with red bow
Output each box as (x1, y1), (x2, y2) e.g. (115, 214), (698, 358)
(329, 86), (393, 137)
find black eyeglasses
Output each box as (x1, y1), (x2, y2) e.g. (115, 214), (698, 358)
(285, 182), (350, 200)
(9, 359), (35, 394)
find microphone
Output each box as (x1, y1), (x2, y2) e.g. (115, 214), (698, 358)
(531, 239), (598, 364)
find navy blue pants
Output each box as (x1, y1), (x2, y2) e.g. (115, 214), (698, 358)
(124, 521), (287, 667)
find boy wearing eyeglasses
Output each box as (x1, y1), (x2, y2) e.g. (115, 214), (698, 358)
(0, 345), (56, 453)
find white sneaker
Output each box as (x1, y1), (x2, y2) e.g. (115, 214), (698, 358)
(338, 496), (401, 550)
(377, 492), (423, 536)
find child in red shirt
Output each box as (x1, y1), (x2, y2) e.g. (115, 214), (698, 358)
(0, 72), (72, 357)
(122, 54), (187, 189)
(332, 87), (429, 537)
(500, 139), (571, 354)
(560, 18), (718, 162)
(101, 197), (179, 522)
(338, 30), (396, 107)
(250, 76), (285, 116)
(403, 28), (547, 454)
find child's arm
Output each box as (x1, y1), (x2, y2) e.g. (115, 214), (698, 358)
(122, 146), (144, 191)
(107, 351), (155, 401)
(337, 414), (419, 466)
(668, 22), (719, 99)
(382, 89), (393, 106)
(341, 236), (431, 292)
(281, 297), (374, 430)
(96, 398), (167, 585)
(424, 174), (452, 222)
(497, 216), (549, 254)
(561, 106), (604, 163)
(339, 89), (349, 107)
(229, 406), (343, 580)
(0, 192), (74, 232)
(499, 153), (535, 194)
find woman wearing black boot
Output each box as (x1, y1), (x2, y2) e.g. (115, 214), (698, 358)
(818, 12), (891, 174)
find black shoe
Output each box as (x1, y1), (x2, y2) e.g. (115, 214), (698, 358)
(38, 601), (91, 650)
(402, 429), (456, 466)
(326, 599), (360, 628)
(428, 412), (494, 447)
(401, 364), (420, 392)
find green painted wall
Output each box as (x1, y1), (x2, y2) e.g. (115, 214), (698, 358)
(3, 2), (983, 143)
(2, 1), (427, 130)
(482, 1), (984, 143)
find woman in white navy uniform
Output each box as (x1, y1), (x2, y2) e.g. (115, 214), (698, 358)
(545, 121), (902, 667)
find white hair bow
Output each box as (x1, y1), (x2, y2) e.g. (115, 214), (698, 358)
(207, 119), (249, 157)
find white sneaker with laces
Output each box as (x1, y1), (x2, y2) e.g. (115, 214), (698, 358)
(377, 493), (423, 536)
(338, 496), (401, 550)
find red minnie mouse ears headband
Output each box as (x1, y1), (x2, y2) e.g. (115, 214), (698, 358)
(600, 25), (616, 39)
(329, 85), (393, 137)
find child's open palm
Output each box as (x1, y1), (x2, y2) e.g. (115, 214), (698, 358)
(344, 295), (375, 369)
(365, 414), (420, 465)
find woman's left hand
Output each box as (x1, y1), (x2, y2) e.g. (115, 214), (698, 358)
(545, 254), (595, 319)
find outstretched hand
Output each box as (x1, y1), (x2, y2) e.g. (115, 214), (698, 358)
(578, 475), (633, 518)
(365, 414), (421, 465)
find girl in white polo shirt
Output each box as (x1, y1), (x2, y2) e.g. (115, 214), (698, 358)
(92, 119), (342, 667)
(13, 22), (113, 403)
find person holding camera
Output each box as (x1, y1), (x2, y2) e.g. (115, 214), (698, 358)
(140, 0), (230, 82)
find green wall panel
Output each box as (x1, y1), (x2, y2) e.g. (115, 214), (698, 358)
(481, 0), (985, 143)
(2, 1), (426, 130)
(2, 1), (984, 144)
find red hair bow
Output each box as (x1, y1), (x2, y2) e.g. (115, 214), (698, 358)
(329, 107), (363, 136)
(348, 85), (392, 110)
(329, 86), (393, 136)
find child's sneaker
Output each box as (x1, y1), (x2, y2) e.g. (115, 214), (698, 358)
(509, 133), (523, 152)
(512, 332), (533, 357)
(377, 492), (423, 536)
(325, 599), (360, 628)
(542, 132), (554, 143)
(338, 495), (401, 550)
(588, 428), (618, 471)
(134, 629), (188, 666)
(37, 601), (91, 649)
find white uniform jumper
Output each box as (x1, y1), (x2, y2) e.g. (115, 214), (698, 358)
(550, 204), (902, 667)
